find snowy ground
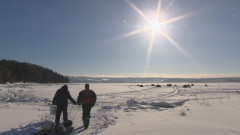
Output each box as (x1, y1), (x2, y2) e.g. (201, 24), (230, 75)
(0, 83), (240, 135)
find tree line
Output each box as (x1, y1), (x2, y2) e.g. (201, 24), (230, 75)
(0, 59), (69, 83)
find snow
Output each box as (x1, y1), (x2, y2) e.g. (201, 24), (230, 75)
(0, 83), (240, 135)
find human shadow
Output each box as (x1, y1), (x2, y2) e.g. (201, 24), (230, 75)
(71, 126), (86, 134)
(0, 122), (41, 135)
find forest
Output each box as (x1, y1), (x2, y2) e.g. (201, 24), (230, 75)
(0, 60), (69, 83)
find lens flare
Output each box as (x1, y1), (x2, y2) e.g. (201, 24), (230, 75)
(104, 0), (200, 74)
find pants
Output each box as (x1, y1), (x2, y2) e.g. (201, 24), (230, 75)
(55, 105), (68, 125)
(82, 104), (92, 128)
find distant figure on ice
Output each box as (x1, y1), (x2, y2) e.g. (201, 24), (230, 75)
(52, 85), (77, 129)
(77, 83), (97, 129)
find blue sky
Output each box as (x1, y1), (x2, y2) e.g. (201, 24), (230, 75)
(1, 0), (240, 78)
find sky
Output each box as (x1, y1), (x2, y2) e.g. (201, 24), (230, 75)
(0, 0), (240, 78)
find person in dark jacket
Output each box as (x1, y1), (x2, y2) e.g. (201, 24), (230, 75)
(77, 83), (97, 129)
(52, 85), (76, 128)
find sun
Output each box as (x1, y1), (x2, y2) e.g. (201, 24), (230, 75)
(106, 0), (198, 64)
(148, 19), (162, 32)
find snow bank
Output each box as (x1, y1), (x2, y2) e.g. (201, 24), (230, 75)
(125, 98), (189, 112)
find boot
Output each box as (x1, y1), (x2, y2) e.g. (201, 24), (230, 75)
(82, 116), (90, 129)
(54, 123), (59, 133)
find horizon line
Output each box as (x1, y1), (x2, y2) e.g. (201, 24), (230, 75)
(65, 74), (240, 79)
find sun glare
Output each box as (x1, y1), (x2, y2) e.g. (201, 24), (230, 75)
(148, 20), (162, 32)
(105, 0), (198, 69)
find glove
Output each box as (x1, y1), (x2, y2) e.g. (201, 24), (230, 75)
(73, 101), (77, 105)
(52, 101), (56, 105)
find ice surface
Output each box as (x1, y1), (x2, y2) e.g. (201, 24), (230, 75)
(0, 83), (240, 135)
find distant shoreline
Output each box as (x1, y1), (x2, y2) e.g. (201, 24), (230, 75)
(67, 76), (240, 83)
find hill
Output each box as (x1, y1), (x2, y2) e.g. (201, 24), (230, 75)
(0, 59), (69, 83)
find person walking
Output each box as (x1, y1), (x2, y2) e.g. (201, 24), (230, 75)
(77, 83), (97, 129)
(52, 85), (77, 130)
